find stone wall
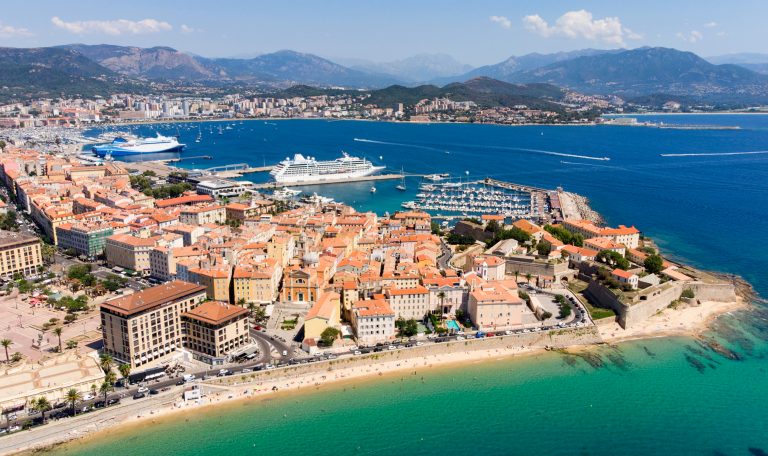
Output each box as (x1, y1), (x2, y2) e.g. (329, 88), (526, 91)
(211, 326), (603, 387)
(585, 279), (737, 329)
(505, 256), (569, 279)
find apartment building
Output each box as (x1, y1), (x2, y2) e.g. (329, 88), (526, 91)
(351, 299), (396, 346)
(100, 281), (207, 368)
(386, 286), (430, 320)
(105, 233), (158, 274)
(56, 221), (113, 258)
(181, 301), (249, 365)
(0, 230), (43, 279)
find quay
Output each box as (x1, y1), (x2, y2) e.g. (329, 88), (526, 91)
(252, 173), (405, 189)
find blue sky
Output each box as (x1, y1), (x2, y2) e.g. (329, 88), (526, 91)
(0, 0), (764, 65)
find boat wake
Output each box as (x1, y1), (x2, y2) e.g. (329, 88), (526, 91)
(560, 160), (617, 168)
(353, 138), (446, 152)
(508, 147), (610, 161)
(660, 151), (768, 157)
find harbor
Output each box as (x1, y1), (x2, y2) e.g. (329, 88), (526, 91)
(401, 177), (555, 221)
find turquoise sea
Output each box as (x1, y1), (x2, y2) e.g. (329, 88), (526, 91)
(71, 115), (768, 456)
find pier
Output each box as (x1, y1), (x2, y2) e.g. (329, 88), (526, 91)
(252, 173), (404, 189)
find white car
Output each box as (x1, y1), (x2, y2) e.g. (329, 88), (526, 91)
(504, 330), (513, 335)
(83, 393), (94, 401)
(456, 336), (465, 341)
(415, 341), (424, 346)
(387, 345), (396, 350)
(136, 386), (148, 394)
(353, 350), (362, 355)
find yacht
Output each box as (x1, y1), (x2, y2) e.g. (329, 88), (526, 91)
(92, 133), (185, 157)
(270, 152), (385, 184)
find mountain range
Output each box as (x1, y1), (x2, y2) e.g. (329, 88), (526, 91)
(1, 44), (768, 106)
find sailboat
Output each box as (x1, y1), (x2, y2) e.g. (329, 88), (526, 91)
(195, 126), (202, 143)
(370, 186), (377, 193)
(396, 168), (406, 191)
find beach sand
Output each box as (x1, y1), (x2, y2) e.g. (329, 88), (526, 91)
(5, 297), (746, 456)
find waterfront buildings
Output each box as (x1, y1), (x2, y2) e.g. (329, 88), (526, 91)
(350, 299), (396, 346)
(181, 301), (249, 365)
(100, 281), (207, 367)
(0, 230), (43, 279)
(563, 219), (640, 249)
(467, 282), (526, 331)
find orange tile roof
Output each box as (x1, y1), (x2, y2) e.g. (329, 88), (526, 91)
(183, 301), (247, 325)
(353, 299), (394, 317)
(100, 281), (206, 316)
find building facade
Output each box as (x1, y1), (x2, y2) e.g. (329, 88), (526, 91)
(0, 230), (43, 279)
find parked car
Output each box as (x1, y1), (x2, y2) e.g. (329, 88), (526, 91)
(132, 392), (146, 400)
(137, 386), (149, 393)
(149, 389), (159, 395)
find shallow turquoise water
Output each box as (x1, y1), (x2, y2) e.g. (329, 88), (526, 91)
(71, 115), (768, 455)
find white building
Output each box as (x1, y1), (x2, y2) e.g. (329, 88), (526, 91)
(351, 299), (396, 346)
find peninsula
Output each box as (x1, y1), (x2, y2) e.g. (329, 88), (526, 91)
(0, 141), (747, 455)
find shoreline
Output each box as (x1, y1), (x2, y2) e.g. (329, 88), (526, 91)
(6, 296), (747, 456)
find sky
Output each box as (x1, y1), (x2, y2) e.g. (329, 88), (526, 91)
(0, 0), (765, 66)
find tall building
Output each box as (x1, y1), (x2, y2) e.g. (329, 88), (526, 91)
(0, 230), (43, 278)
(100, 281), (207, 367)
(182, 301), (249, 365)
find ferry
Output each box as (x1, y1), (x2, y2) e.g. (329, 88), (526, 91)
(92, 134), (185, 157)
(270, 152), (385, 184)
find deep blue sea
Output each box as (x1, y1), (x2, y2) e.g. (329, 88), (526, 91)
(71, 114), (768, 456)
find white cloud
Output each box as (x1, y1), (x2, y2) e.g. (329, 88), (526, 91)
(522, 10), (638, 46)
(51, 16), (172, 35)
(0, 22), (32, 38)
(489, 15), (512, 29)
(180, 24), (198, 33)
(704, 21), (718, 28)
(676, 30), (703, 43)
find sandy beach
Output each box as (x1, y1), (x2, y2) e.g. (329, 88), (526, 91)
(2, 295), (747, 456)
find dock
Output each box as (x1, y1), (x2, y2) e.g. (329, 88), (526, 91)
(252, 173), (404, 189)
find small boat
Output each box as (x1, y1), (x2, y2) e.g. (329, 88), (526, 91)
(396, 168), (406, 191)
(370, 186), (377, 193)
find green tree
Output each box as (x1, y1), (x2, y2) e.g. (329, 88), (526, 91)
(99, 380), (114, 406)
(513, 270), (520, 282)
(66, 340), (78, 350)
(118, 363), (131, 379)
(537, 240), (552, 256)
(53, 327), (63, 352)
(436, 291), (446, 317)
(485, 220), (501, 233)
(34, 397), (52, 423)
(99, 353), (114, 374)
(644, 254), (664, 274)
(66, 389), (82, 416)
(319, 327), (340, 347)
(525, 273), (532, 285)
(1, 339), (11, 363)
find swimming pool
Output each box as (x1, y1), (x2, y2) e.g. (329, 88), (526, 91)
(446, 320), (460, 331)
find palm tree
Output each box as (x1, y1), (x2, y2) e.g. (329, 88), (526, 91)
(99, 353), (114, 374)
(1, 339), (11, 363)
(436, 291), (446, 321)
(65, 389), (82, 417)
(118, 363), (131, 380)
(99, 380), (114, 406)
(514, 270), (520, 282)
(53, 327), (63, 352)
(525, 273), (532, 285)
(35, 397), (51, 423)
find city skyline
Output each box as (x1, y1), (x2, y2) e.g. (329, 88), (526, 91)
(0, 1), (766, 66)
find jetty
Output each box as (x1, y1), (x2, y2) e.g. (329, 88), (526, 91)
(252, 173), (404, 189)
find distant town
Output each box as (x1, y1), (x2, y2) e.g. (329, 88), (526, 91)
(0, 88), (624, 132)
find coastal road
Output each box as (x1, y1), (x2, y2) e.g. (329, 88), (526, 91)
(437, 240), (454, 270)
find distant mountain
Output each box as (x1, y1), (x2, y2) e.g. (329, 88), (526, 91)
(366, 77), (566, 110)
(510, 47), (768, 100)
(707, 53), (768, 75)
(59, 44), (216, 80)
(707, 53), (768, 65)
(58, 45), (402, 88)
(205, 50), (403, 88)
(430, 49), (617, 85)
(0, 47), (147, 102)
(338, 54), (473, 83)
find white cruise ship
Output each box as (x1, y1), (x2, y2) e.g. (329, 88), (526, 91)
(270, 152), (385, 184)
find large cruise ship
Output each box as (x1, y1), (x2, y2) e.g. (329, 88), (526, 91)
(92, 134), (186, 157)
(270, 152), (385, 184)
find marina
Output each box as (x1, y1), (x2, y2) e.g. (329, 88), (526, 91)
(401, 178), (554, 221)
